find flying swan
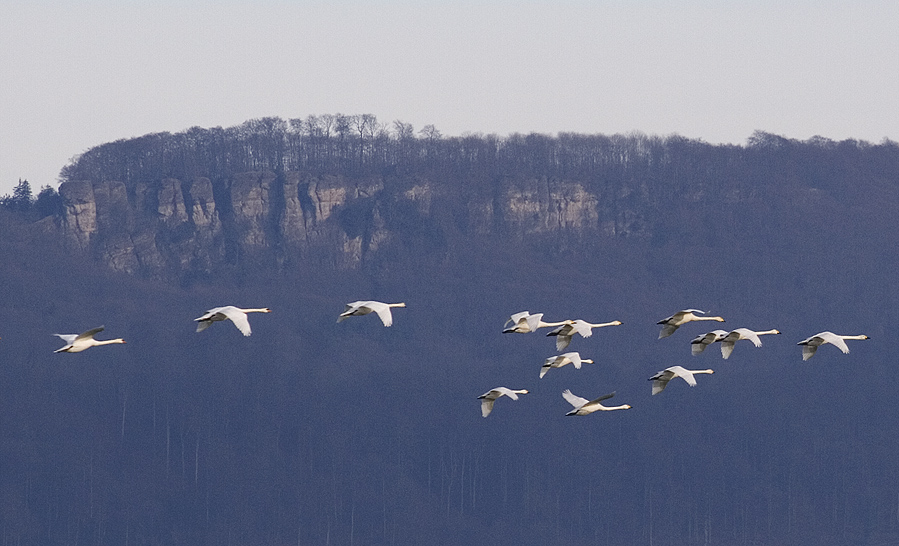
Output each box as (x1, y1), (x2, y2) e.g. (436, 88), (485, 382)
(338, 301), (406, 327)
(478, 387), (529, 417)
(719, 328), (780, 359)
(657, 309), (725, 339)
(797, 332), (869, 361)
(649, 366), (714, 395)
(502, 311), (567, 334)
(546, 319), (623, 351)
(540, 352), (593, 378)
(54, 326), (126, 353)
(195, 306), (271, 336)
(690, 330), (730, 355)
(562, 389), (631, 415)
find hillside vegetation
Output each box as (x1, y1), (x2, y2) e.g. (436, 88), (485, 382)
(0, 118), (897, 544)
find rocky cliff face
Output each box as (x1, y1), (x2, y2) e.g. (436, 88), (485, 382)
(56, 171), (649, 277)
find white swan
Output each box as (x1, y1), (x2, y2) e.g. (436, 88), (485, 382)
(337, 301), (406, 327)
(797, 332), (869, 361)
(502, 311), (567, 334)
(54, 326), (126, 353)
(562, 389), (631, 415)
(540, 352), (593, 378)
(690, 330), (729, 356)
(649, 366), (714, 395)
(719, 328), (780, 359)
(477, 387), (529, 417)
(546, 319), (623, 351)
(657, 309), (725, 339)
(195, 306), (271, 336)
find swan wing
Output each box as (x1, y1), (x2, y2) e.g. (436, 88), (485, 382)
(195, 320), (213, 332)
(562, 389), (589, 409)
(76, 326), (105, 341)
(720, 341), (735, 360)
(567, 352), (582, 369)
(659, 324), (679, 339)
(571, 320), (593, 338)
(524, 313), (544, 333)
(369, 303), (394, 327)
(539, 365), (551, 378)
(651, 379), (669, 395)
(801, 344), (818, 361)
(505, 311), (530, 329)
(555, 334), (572, 351)
(817, 332), (851, 354)
(493, 387), (519, 400)
(219, 307), (252, 336)
(586, 392), (615, 405)
(54, 334), (79, 344)
(737, 329), (763, 347)
(480, 398), (496, 417)
(667, 366), (697, 387)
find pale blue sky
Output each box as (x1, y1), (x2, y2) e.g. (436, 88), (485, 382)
(1, 1), (897, 195)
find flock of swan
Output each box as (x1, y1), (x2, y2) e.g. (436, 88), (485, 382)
(480, 308), (868, 418)
(47, 303), (869, 419)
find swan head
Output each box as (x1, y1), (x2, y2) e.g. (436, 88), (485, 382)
(715, 317), (725, 322)
(261, 308), (272, 313)
(392, 303), (407, 308)
(582, 359), (594, 364)
(773, 329), (781, 334)
(622, 405), (632, 410)
(613, 320), (622, 325)
(519, 389), (530, 394)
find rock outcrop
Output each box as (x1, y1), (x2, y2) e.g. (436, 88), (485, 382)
(56, 171), (649, 277)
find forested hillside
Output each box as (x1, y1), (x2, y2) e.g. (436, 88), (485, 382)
(0, 117), (897, 544)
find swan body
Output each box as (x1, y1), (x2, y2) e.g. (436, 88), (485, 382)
(546, 319), (623, 351)
(657, 309), (725, 339)
(719, 328), (780, 359)
(502, 312), (567, 334)
(195, 306), (271, 336)
(540, 352), (593, 378)
(797, 332), (869, 360)
(690, 330), (729, 355)
(54, 326), (126, 353)
(562, 389), (631, 415)
(477, 387), (529, 417)
(649, 366), (714, 395)
(338, 301), (406, 327)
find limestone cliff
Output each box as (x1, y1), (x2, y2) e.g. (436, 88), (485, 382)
(55, 171), (648, 277)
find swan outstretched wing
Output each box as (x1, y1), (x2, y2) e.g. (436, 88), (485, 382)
(555, 334), (573, 351)
(480, 398), (496, 417)
(505, 311), (530, 329)
(737, 329), (763, 347)
(571, 320), (594, 338)
(817, 332), (851, 354)
(562, 389), (589, 409)
(720, 341), (735, 360)
(54, 334), (79, 344)
(659, 324), (679, 339)
(219, 307), (252, 336)
(801, 344), (818, 361)
(586, 392), (615, 406)
(565, 352), (583, 369)
(366, 302), (394, 327)
(651, 378), (669, 395)
(667, 366), (697, 387)
(76, 326), (105, 341)
(524, 313), (544, 333)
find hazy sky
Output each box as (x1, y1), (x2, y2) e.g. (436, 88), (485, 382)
(1, 1), (897, 195)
